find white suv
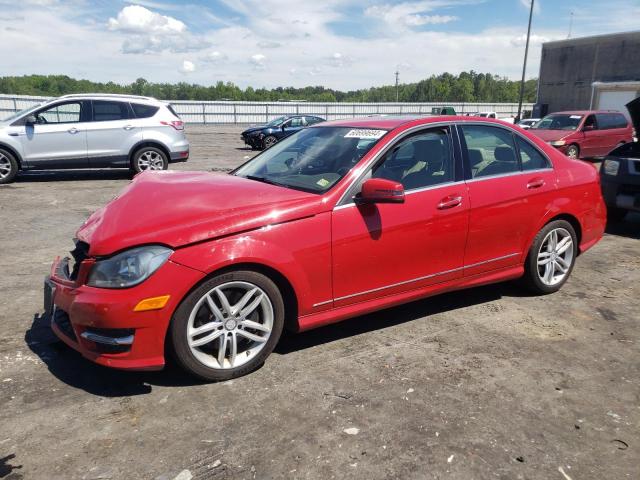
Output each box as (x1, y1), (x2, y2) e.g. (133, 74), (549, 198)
(0, 93), (189, 184)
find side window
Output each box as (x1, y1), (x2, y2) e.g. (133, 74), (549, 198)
(92, 101), (130, 122)
(35, 102), (82, 124)
(131, 103), (159, 119)
(516, 137), (550, 171)
(461, 125), (519, 178)
(305, 117), (321, 125)
(372, 128), (453, 190)
(289, 118), (304, 128)
(583, 114), (597, 130)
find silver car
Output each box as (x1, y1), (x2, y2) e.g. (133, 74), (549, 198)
(0, 93), (189, 184)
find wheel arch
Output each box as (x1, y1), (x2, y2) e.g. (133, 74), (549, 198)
(0, 142), (23, 169)
(129, 140), (171, 166)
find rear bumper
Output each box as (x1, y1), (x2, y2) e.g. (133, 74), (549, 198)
(170, 149), (189, 163)
(47, 257), (204, 371)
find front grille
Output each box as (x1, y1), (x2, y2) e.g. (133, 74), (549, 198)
(53, 308), (77, 342)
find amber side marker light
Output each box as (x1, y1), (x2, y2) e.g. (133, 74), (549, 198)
(134, 295), (171, 312)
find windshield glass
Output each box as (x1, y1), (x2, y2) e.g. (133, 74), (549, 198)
(266, 116), (287, 127)
(1, 103), (42, 122)
(534, 114), (583, 131)
(234, 126), (387, 194)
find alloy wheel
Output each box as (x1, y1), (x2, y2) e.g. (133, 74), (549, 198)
(0, 153), (12, 180)
(536, 227), (574, 286)
(187, 281), (274, 369)
(264, 136), (277, 149)
(137, 150), (165, 171)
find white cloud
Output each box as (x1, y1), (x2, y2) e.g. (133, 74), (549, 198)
(365, 1), (463, 30)
(510, 33), (552, 47)
(108, 5), (186, 34)
(250, 53), (266, 69)
(404, 14), (458, 25)
(179, 59), (195, 73)
(201, 50), (228, 63)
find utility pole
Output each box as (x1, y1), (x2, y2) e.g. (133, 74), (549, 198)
(395, 69), (399, 102)
(567, 11), (574, 38)
(516, 0), (534, 123)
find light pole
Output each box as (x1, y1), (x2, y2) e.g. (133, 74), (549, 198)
(516, 0), (535, 123)
(395, 68), (400, 102)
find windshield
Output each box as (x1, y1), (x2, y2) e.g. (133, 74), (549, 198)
(234, 126), (387, 194)
(1, 103), (42, 122)
(534, 114), (583, 131)
(266, 116), (287, 127)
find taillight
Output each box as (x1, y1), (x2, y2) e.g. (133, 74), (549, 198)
(161, 120), (184, 130)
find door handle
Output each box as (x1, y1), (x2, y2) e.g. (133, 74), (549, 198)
(437, 195), (463, 210)
(67, 127), (78, 134)
(526, 178), (545, 189)
(123, 125), (135, 131)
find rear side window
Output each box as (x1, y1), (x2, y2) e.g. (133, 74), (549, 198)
(305, 116), (323, 125)
(516, 137), (550, 171)
(92, 101), (130, 122)
(131, 103), (159, 118)
(461, 125), (519, 178)
(596, 113), (628, 130)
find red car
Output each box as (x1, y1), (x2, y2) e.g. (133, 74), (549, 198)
(530, 110), (633, 159)
(45, 117), (606, 381)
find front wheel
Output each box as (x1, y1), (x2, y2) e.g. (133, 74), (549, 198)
(0, 149), (19, 184)
(131, 147), (168, 173)
(170, 270), (285, 381)
(522, 220), (578, 294)
(565, 144), (580, 159)
(263, 135), (277, 149)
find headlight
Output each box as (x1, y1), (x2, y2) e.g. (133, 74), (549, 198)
(550, 140), (566, 147)
(87, 245), (172, 288)
(603, 159), (620, 176)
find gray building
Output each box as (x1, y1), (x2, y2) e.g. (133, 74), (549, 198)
(537, 31), (640, 115)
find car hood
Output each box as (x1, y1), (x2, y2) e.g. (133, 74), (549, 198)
(626, 96), (640, 134)
(528, 129), (574, 142)
(242, 126), (268, 135)
(76, 171), (322, 256)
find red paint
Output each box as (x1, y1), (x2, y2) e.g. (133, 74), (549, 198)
(48, 116), (606, 371)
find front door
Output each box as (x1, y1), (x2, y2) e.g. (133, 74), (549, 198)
(20, 101), (88, 168)
(281, 117), (305, 139)
(331, 126), (469, 308)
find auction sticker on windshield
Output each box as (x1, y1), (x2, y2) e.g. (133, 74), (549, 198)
(344, 129), (386, 139)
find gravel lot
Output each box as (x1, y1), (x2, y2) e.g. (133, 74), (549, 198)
(1, 125), (639, 480)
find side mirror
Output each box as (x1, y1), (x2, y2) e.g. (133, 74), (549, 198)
(25, 114), (37, 125)
(583, 124), (595, 131)
(356, 178), (405, 204)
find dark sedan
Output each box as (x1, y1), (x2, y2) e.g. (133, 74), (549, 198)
(241, 115), (325, 150)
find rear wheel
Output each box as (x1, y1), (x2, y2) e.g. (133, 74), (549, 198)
(522, 220), (577, 294)
(0, 149), (19, 184)
(170, 270), (285, 381)
(565, 144), (580, 159)
(131, 146), (168, 173)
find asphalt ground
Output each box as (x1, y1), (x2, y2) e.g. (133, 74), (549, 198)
(0, 125), (639, 480)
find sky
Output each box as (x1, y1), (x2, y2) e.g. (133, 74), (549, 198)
(0, 0), (638, 90)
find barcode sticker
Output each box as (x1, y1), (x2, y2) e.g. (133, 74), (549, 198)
(344, 129), (386, 139)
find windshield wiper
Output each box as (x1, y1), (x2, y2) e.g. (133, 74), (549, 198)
(243, 175), (290, 189)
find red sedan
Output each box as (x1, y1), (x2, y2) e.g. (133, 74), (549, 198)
(45, 116), (606, 381)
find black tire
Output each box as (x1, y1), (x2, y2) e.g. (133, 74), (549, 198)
(131, 146), (169, 174)
(522, 219), (578, 294)
(607, 206), (627, 223)
(263, 135), (278, 150)
(0, 148), (19, 185)
(170, 270), (285, 381)
(565, 144), (580, 159)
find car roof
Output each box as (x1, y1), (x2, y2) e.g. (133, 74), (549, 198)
(58, 93), (164, 105)
(315, 115), (516, 130)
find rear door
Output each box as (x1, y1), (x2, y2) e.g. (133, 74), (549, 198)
(596, 113), (631, 155)
(459, 124), (556, 276)
(86, 100), (142, 167)
(19, 100), (89, 168)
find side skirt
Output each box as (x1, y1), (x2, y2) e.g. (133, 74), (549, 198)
(297, 265), (524, 332)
